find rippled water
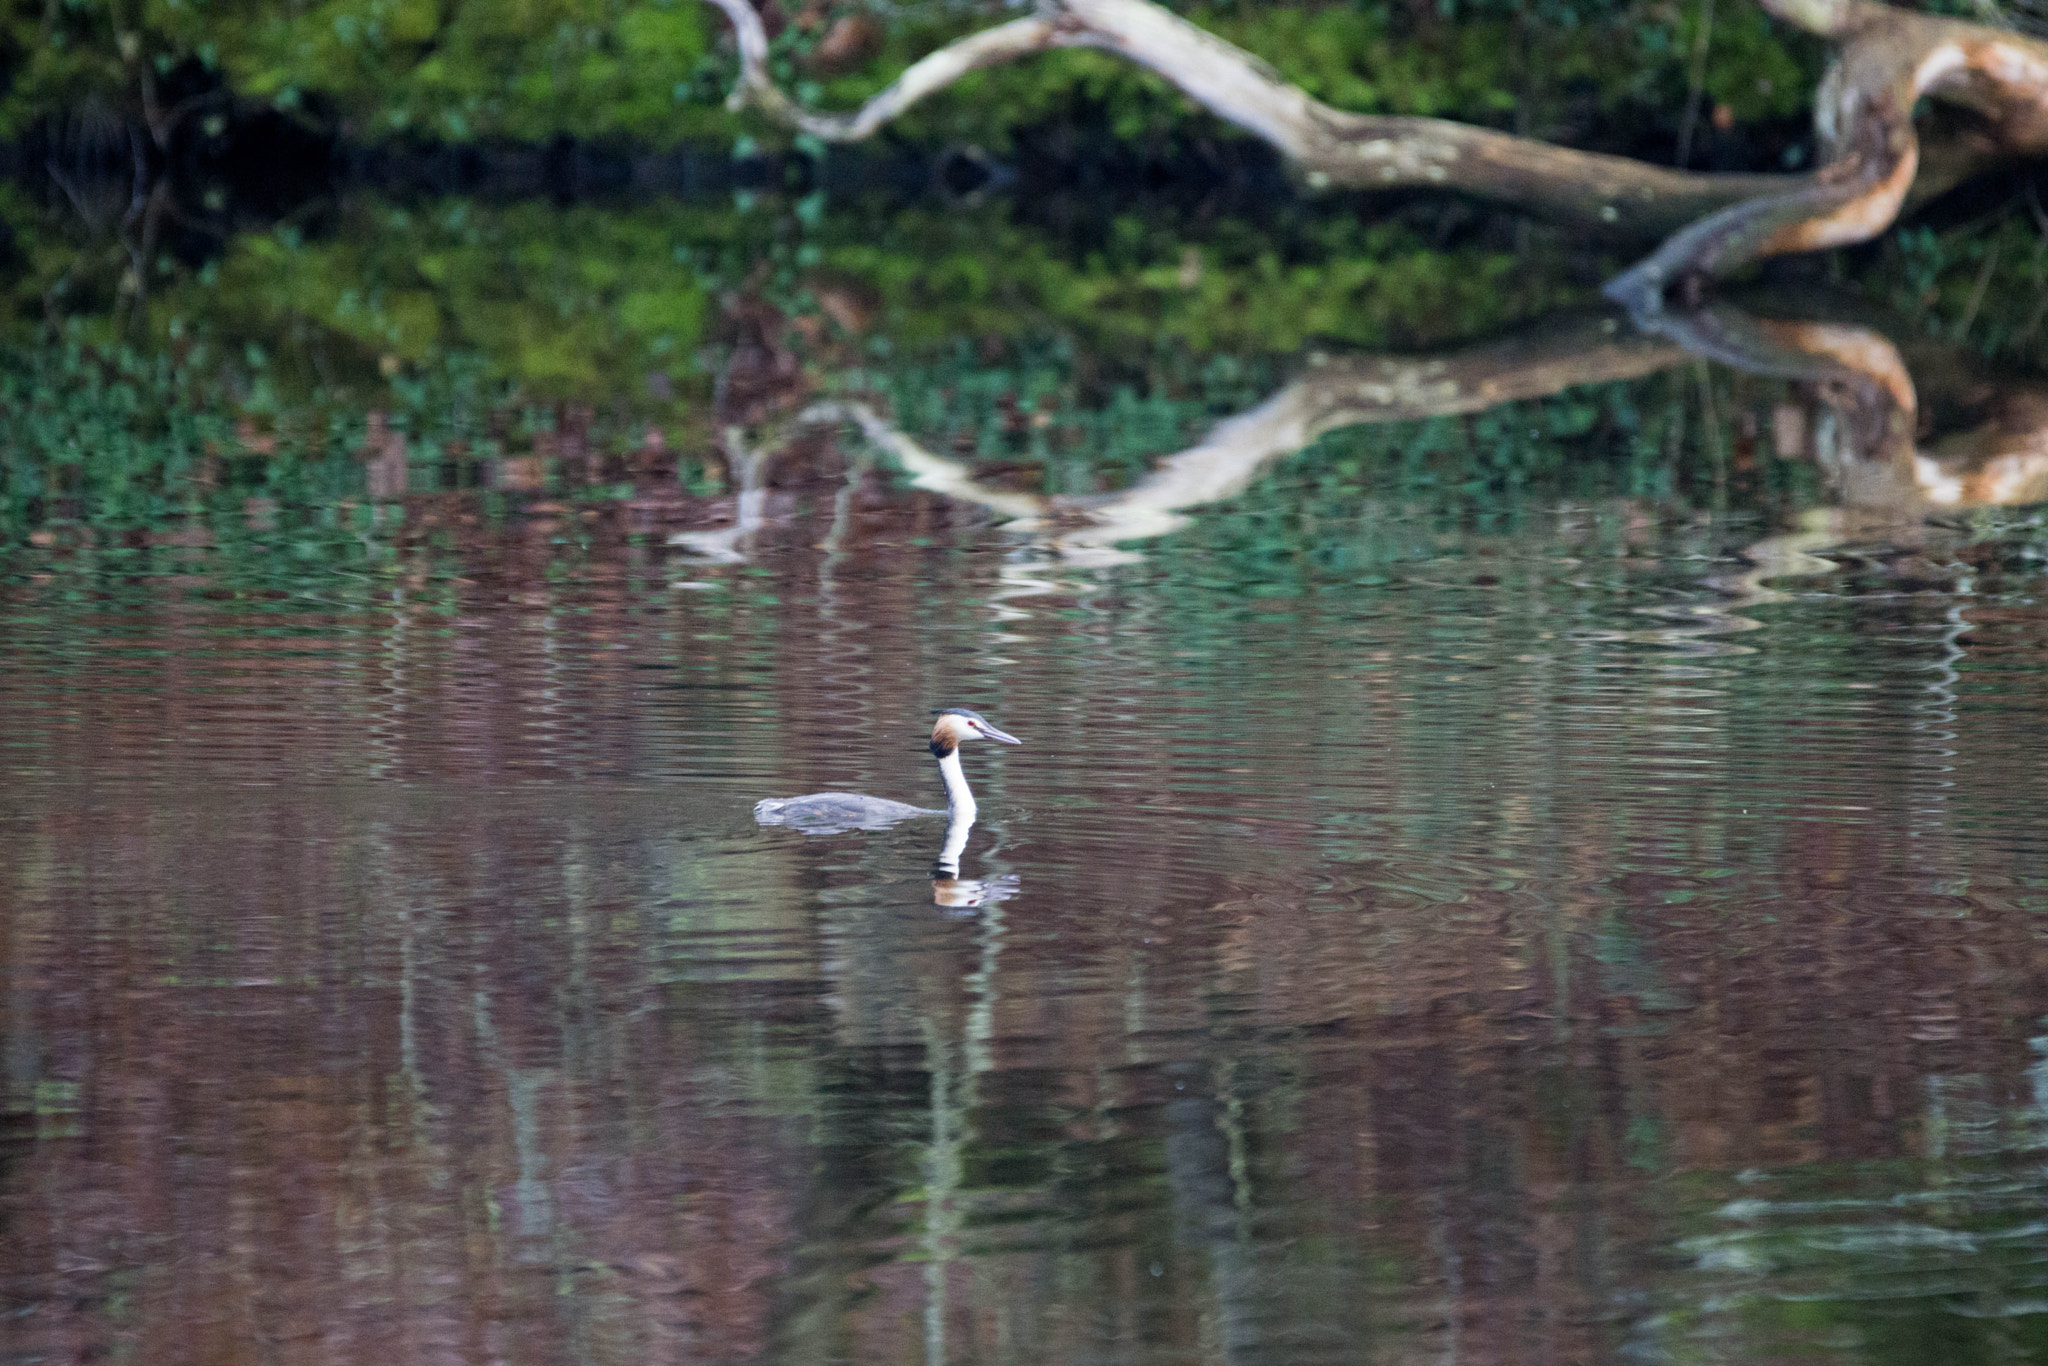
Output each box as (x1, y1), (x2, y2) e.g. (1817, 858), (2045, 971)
(4, 491), (2048, 1364)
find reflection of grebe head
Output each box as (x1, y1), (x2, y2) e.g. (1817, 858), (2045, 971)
(931, 872), (1022, 911)
(929, 708), (1022, 756)
(931, 877), (982, 910)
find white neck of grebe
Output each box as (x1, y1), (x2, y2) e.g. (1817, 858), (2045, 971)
(936, 748), (977, 819)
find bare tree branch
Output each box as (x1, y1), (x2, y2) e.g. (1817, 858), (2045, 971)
(1612, 0), (2048, 307)
(703, 0), (2048, 295)
(703, 0), (1070, 141)
(705, 0), (1799, 239)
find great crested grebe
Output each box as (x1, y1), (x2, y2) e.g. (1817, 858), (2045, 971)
(753, 708), (1021, 833)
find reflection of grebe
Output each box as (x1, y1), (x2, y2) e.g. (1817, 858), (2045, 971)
(930, 802), (1021, 909)
(754, 708), (1021, 833)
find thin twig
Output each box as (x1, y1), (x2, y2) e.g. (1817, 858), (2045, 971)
(1695, 359), (1728, 508)
(43, 159), (103, 234)
(1676, 0), (1717, 168)
(1954, 233), (2001, 342)
(704, 0), (1066, 141)
(122, 123), (151, 230)
(2019, 190), (2048, 342)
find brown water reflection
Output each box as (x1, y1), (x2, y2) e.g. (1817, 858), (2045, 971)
(5, 310), (2048, 1366)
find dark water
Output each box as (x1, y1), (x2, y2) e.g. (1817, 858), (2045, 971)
(4, 477), (2048, 1363)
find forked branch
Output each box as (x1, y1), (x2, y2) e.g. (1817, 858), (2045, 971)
(704, 0), (2048, 293)
(703, 0), (1071, 141)
(1609, 0), (2048, 308)
(797, 316), (1688, 563)
(705, 0), (1797, 240)
(790, 307), (2048, 568)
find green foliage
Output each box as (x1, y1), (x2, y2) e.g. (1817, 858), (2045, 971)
(0, 0), (1823, 147)
(0, 0), (728, 140)
(207, 0), (720, 139)
(0, 1), (132, 134)
(1688, 1), (1814, 122)
(0, 172), (2036, 562)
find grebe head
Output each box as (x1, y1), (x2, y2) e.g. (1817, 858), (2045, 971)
(929, 708), (1021, 754)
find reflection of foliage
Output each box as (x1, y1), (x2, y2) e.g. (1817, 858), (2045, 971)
(1656, 1134), (2048, 1363)
(1879, 217), (2048, 362)
(1146, 369), (1826, 592)
(0, 339), (243, 534)
(1, 180), (2042, 553)
(0, 323), (683, 544)
(828, 207), (1585, 355)
(147, 200), (715, 395)
(0, 184), (1592, 404)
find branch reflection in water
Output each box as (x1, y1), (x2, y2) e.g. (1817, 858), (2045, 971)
(9, 255), (2048, 1366)
(6, 418), (2048, 1366)
(675, 298), (2048, 593)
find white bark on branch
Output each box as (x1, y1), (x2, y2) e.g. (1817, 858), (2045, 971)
(703, 0), (1070, 141)
(1610, 0), (2048, 307)
(702, 0), (2048, 298)
(800, 400), (1048, 522)
(704, 0), (1797, 239)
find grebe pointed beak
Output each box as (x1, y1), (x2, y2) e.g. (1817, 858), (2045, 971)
(974, 722), (1021, 745)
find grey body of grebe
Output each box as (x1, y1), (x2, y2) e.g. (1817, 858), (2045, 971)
(753, 708), (1021, 834)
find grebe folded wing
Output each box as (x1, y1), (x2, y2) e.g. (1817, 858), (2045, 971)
(752, 793), (941, 832)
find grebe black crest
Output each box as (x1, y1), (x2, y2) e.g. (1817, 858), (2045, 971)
(753, 708), (1021, 834)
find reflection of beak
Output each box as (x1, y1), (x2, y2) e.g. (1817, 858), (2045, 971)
(977, 723), (1022, 745)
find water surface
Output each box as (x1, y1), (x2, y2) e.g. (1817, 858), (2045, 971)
(5, 484), (2048, 1364)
